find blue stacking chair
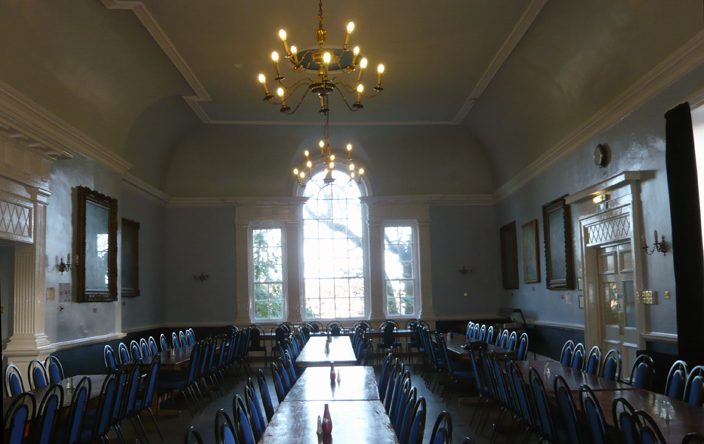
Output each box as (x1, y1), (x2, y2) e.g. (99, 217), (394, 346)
(55, 376), (91, 444)
(612, 397), (636, 444)
(157, 343), (203, 417)
(45, 356), (66, 384)
(283, 351), (298, 384)
(392, 377), (412, 436)
(507, 331), (518, 351)
(270, 363), (286, 403)
(387, 368), (409, 421)
(529, 368), (559, 444)
(601, 349), (621, 381)
(31, 384), (63, 444)
(233, 395), (256, 444)
(580, 385), (609, 444)
(572, 343), (586, 370)
(632, 411), (667, 444)
(498, 330), (509, 349)
(172, 332), (180, 350)
(397, 386), (418, 443)
(4, 364), (26, 396)
(104, 345), (118, 373)
(132, 355), (164, 442)
(507, 360), (536, 443)
(585, 346), (602, 375)
(362, 341), (374, 366)
(428, 411), (453, 444)
(29, 359), (49, 389)
(554, 375), (583, 444)
(78, 372), (118, 443)
(108, 366), (129, 444)
(3, 392), (35, 444)
(560, 340), (575, 366)
(140, 338), (151, 357)
(241, 390), (263, 442)
(378, 354), (394, 403)
(516, 333), (529, 360)
(214, 409), (236, 444)
(159, 334), (169, 352)
(628, 354), (655, 389)
(130, 340), (142, 361)
(257, 370), (275, 421)
(485, 326), (495, 344)
(406, 397), (426, 444)
(384, 364), (400, 413)
(664, 360), (688, 400)
(683, 433), (704, 444)
(184, 426), (205, 444)
(377, 322), (402, 359)
(276, 358), (291, 393)
(118, 343), (131, 364)
(684, 365), (704, 406)
(246, 378), (266, 428)
(148, 336), (159, 356)
(179, 331), (187, 347)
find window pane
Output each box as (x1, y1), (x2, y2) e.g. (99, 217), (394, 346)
(251, 228), (284, 320)
(384, 225), (417, 317)
(255, 302), (269, 319)
(254, 284), (268, 301)
(303, 170), (366, 319)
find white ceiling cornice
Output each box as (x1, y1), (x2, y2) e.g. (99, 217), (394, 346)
(102, 1), (545, 127)
(452, 0), (548, 124)
(493, 29), (704, 203)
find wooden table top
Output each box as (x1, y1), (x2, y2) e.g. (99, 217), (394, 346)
(262, 330), (413, 340)
(515, 360), (637, 392)
(296, 337), (357, 367)
(138, 345), (193, 370)
(258, 400), (399, 444)
(2, 374), (107, 418)
(285, 366), (379, 402)
(589, 388), (704, 442)
(444, 334), (518, 359)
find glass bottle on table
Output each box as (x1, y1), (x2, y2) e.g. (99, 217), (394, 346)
(322, 403), (333, 434)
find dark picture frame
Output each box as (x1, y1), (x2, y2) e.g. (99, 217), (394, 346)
(521, 219), (541, 284)
(500, 221), (519, 290)
(121, 218), (140, 297)
(542, 195), (574, 290)
(76, 186), (118, 302)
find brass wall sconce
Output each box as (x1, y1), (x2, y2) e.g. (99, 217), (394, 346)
(643, 230), (668, 256)
(194, 272), (209, 282)
(57, 254), (75, 275)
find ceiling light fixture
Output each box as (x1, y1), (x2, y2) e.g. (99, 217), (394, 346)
(293, 137), (364, 188)
(258, 0), (385, 115)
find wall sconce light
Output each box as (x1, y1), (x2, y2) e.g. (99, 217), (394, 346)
(459, 266), (472, 275)
(57, 254), (75, 275)
(592, 194), (609, 204)
(194, 272), (209, 282)
(643, 230), (668, 256)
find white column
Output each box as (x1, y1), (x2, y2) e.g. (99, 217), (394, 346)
(234, 221), (251, 326)
(417, 219), (436, 322)
(367, 219), (385, 325)
(285, 220), (302, 323)
(4, 191), (54, 370)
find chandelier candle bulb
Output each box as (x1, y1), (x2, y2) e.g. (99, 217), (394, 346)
(343, 22), (354, 50)
(272, 51), (283, 80)
(351, 46), (360, 66)
(258, 74), (271, 98)
(356, 58), (367, 84)
(356, 84), (364, 104)
(377, 64), (384, 87)
(279, 29), (291, 56)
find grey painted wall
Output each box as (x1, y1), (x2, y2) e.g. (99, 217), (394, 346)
(120, 185), (167, 330)
(430, 206), (502, 317)
(164, 206), (238, 324)
(45, 154), (123, 343)
(1, 246), (14, 349)
(495, 62), (704, 333)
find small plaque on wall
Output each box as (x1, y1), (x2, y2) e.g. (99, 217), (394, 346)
(58, 283), (71, 303)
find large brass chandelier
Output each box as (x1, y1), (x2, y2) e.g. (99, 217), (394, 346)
(257, 0), (385, 114)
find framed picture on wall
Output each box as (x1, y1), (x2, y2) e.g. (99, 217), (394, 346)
(500, 221), (519, 290)
(542, 195), (574, 290)
(121, 218), (140, 297)
(521, 219), (541, 283)
(76, 186), (118, 302)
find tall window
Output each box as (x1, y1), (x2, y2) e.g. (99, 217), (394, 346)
(251, 227), (285, 320)
(384, 224), (419, 317)
(303, 170), (366, 319)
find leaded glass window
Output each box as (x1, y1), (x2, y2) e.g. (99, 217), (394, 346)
(384, 225), (418, 316)
(251, 228), (284, 320)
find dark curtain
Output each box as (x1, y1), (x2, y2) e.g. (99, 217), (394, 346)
(665, 102), (704, 365)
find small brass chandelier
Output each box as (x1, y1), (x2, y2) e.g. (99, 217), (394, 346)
(258, 0), (385, 115)
(293, 119), (364, 188)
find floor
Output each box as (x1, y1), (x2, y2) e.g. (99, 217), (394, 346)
(115, 359), (519, 444)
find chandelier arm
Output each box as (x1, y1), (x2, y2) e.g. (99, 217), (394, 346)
(361, 89), (381, 99)
(330, 77), (358, 93)
(332, 85), (360, 111)
(283, 88), (312, 114)
(277, 77), (313, 90)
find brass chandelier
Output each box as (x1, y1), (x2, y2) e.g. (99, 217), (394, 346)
(257, 0), (385, 114)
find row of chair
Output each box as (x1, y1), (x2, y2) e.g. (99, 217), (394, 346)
(4, 359), (162, 444)
(466, 321), (529, 357)
(103, 329), (196, 372)
(5, 356), (66, 397)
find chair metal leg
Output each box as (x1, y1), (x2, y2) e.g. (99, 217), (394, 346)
(135, 414), (151, 444)
(147, 407), (164, 442)
(129, 417), (145, 444)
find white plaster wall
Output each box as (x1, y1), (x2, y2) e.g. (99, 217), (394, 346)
(120, 185), (167, 330)
(430, 205), (502, 317)
(164, 206), (238, 325)
(44, 154), (123, 343)
(495, 62), (704, 333)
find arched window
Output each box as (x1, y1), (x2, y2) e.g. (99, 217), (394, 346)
(302, 169), (367, 319)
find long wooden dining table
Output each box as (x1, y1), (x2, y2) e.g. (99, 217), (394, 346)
(295, 336), (357, 367)
(515, 360), (638, 392)
(137, 345), (193, 370)
(284, 366), (379, 402)
(445, 334), (518, 360)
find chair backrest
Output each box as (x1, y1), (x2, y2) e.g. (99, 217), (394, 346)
(148, 336), (159, 355)
(270, 363), (286, 403)
(486, 325), (495, 344)
(362, 341), (374, 366)
(585, 346), (602, 375)
(214, 408), (236, 444)
(579, 385), (608, 444)
(499, 330), (509, 349)
(554, 375), (583, 444)
(139, 355), (161, 414)
(529, 368), (556, 441)
(506, 360), (534, 428)
(233, 395), (256, 444)
(118, 342), (131, 363)
(5, 364), (25, 396)
(172, 332), (180, 349)
(465, 321), (474, 338)
(184, 426), (205, 444)
(28, 359), (49, 389)
(572, 347), (585, 370)
(187, 328), (196, 345)
(65, 376), (91, 444)
(560, 340), (575, 365)
(507, 331), (518, 350)
(612, 397), (636, 444)
(130, 340), (142, 360)
(602, 349), (622, 381)
(140, 338), (150, 357)
(90, 372), (118, 439)
(684, 365), (704, 406)
(310, 321), (323, 333)
(277, 358), (291, 392)
(494, 328), (503, 346)
(4, 392), (35, 444)
(44, 356), (65, 385)
(683, 433), (704, 444)
(629, 354), (655, 389)
(160, 333), (169, 352)
(407, 397), (426, 444)
(244, 387), (264, 441)
(478, 324), (486, 341)
(398, 386), (419, 444)
(378, 354), (393, 402)
(664, 359), (688, 400)
(179, 331), (187, 347)
(632, 410), (667, 444)
(516, 332), (529, 360)
(121, 364), (142, 418)
(428, 411), (453, 444)
(384, 365), (399, 413)
(32, 383), (64, 444)
(110, 366), (128, 426)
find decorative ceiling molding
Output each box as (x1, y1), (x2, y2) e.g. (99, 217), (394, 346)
(122, 173), (170, 204)
(361, 194), (494, 206)
(102, 1), (544, 127)
(0, 123), (67, 163)
(493, 29), (704, 203)
(452, 0), (548, 124)
(0, 80), (132, 175)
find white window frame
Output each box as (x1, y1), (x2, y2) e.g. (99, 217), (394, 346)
(382, 220), (421, 319)
(248, 222), (288, 323)
(297, 167), (370, 321)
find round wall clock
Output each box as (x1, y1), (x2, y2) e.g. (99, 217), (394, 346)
(594, 143), (609, 168)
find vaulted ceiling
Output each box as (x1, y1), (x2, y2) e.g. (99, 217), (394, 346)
(1, 1), (702, 195)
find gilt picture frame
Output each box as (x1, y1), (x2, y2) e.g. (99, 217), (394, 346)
(500, 221), (519, 290)
(121, 218), (140, 298)
(76, 186), (118, 302)
(542, 195), (574, 290)
(521, 219), (541, 284)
